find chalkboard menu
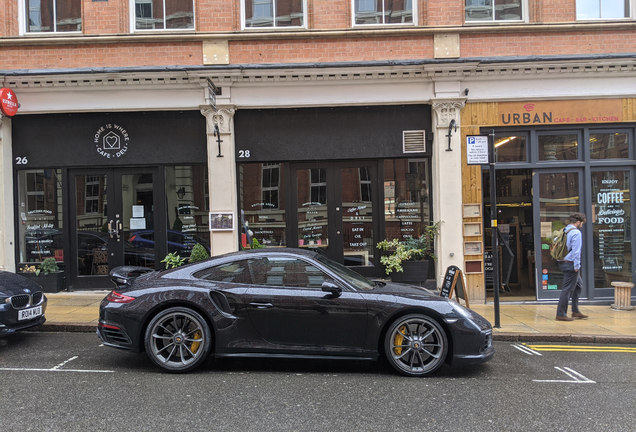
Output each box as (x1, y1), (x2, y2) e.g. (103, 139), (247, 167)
(484, 250), (494, 289)
(440, 265), (460, 298)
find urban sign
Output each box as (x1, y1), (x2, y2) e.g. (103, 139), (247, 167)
(0, 88), (19, 117)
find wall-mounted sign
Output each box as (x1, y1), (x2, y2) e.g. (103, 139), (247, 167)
(498, 99), (622, 126)
(466, 135), (489, 165)
(94, 123), (131, 159)
(210, 212), (234, 231)
(0, 88), (19, 117)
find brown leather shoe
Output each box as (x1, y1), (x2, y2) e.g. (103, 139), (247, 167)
(556, 316), (574, 321)
(572, 312), (588, 319)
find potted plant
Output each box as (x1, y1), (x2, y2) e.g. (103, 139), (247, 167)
(377, 221), (441, 286)
(19, 257), (66, 293)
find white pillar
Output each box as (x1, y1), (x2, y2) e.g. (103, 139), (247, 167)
(201, 106), (238, 256)
(0, 115), (16, 271)
(431, 96), (466, 286)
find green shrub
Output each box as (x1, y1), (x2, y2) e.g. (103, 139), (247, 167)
(161, 252), (186, 269)
(189, 243), (209, 263)
(37, 257), (60, 276)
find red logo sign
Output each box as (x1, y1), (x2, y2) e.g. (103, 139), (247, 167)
(0, 88), (18, 116)
(542, 269), (548, 274)
(523, 103), (535, 112)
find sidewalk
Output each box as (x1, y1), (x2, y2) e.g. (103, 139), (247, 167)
(38, 292), (636, 344)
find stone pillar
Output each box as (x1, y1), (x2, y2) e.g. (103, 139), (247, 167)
(0, 114), (16, 271)
(431, 97), (466, 287)
(201, 106), (238, 257)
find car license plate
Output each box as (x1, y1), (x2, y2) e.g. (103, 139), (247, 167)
(18, 306), (42, 321)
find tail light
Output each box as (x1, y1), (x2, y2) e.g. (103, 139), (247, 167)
(106, 291), (136, 303)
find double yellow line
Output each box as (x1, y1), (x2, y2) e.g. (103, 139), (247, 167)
(525, 344), (636, 353)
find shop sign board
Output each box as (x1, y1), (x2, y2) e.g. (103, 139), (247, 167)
(0, 88), (19, 116)
(498, 99), (622, 126)
(466, 135), (489, 165)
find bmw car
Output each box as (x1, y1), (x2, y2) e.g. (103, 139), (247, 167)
(0, 272), (47, 337)
(98, 249), (494, 376)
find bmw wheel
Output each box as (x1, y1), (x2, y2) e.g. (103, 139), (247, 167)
(144, 307), (212, 373)
(385, 314), (448, 377)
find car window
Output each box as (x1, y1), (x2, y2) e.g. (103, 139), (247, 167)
(249, 257), (327, 289)
(194, 260), (253, 284)
(315, 255), (375, 290)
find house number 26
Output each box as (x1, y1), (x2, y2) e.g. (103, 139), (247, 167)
(15, 157), (28, 165)
(238, 150), (251, 158)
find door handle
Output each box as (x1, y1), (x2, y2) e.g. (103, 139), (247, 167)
(108, 220), (115, 239)
(249, 302), (273, 309)
(116, 220), (122, 242)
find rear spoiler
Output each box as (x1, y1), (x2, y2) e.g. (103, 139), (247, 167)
(110, 266), (155, 287)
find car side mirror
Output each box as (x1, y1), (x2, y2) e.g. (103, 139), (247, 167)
(321, 280), (342, 297)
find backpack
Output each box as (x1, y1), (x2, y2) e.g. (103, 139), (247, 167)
(550, 227), (576, 260)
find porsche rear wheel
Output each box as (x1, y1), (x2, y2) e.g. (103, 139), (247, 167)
(385, 314), (448, 377)
(144, 307), (212, 373)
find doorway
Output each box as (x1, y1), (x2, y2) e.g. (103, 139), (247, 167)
(289, 161), (380, 275)
(68, 168), (162, 289)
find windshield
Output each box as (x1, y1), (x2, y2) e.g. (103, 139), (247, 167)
(315, 255), (375, 291)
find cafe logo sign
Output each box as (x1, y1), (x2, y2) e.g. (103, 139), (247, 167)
(94, 124), (130, 159)
(498, 99), (622, 126)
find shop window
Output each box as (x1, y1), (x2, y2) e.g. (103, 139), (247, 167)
(576, 0), (631, 20)
(538, 134), (578, 161)
(134, 0), (194, 30)
(310, 168), (327, 205)
(383, 159), (431, 243)
(17, 169), (64, 265)
(465, 0), (524, 22)
(244, 0), (305, 28)
(25, 0), (81, 33)
(164, 166), (210, 259)
(359, 167), (372, 202)
(84, 175), (102, 214)
(354, 0), (414, 25)
(494, 135), (526, 162)
(239, 163), (287, 248)
(590, 132), (629, 159)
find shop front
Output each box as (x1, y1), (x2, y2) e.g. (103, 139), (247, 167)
(12, 111), (210, 290)
(462, 99), (636, 303)
(235, 105), (433, 279)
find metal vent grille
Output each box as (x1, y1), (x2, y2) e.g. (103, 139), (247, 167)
(403, 130), (426, 153)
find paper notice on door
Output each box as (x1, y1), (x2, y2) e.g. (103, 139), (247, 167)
(541, 222), (552, 238)
(130, 218), (146, 230)
(132, 205), (144, 218)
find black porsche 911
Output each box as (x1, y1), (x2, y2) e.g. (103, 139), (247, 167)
(0, 272), (47, 337)
(98, 249), (494, 376)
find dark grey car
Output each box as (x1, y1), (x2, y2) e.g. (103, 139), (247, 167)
(0, 272), (47, 336)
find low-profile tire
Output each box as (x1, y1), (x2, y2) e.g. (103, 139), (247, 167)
(384, 314), (448, 377)
(144, 306), (212, 373)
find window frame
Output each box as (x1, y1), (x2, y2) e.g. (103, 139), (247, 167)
(129, 0), (196, 33)
(464, 0), (530, 25)
(241, 0), (308, 30)
(19, 0), (83, 35)
(352, 0), (418, 27)
(575, 0), (633, 21)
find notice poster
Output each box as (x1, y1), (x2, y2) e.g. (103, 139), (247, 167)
(593, 173), (628, 273)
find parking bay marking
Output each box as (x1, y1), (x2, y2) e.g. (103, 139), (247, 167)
(512, 343), (542, 356)
(0, 355), (114, 374)
(534, 367), (596, 384)
(524, 344), (636, 353)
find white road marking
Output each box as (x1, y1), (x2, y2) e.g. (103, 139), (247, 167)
(512, 343), (542, 356)
(52, 356), (78, 370)
(533, 366), (595, 384)
(0, 355), (114, 373)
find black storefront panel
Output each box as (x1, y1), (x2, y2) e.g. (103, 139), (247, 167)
(234, 105), (431, 162)
(11, 111), (206, 168)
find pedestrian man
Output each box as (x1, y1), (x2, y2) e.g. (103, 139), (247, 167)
(556, 212), (588, 321)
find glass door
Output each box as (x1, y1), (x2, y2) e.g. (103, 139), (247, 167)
(534, 170), (582, 300)
(69, 168), (160, 289)
(591, 168), (633, 296)
(291, 162), (379, 273)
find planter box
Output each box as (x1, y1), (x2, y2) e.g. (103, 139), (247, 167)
(390, 260), (431, 286)
(19, 272), (66, 293)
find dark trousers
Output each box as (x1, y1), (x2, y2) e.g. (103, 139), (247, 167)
(557, 261), (582, 317)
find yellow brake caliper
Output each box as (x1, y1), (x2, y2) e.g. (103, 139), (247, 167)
(190, 331), (202, 354)
(394, 326), (406, 355)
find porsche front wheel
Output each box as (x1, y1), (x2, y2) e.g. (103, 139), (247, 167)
(385, 314), (448, 377)
(144, 307), (212, 373)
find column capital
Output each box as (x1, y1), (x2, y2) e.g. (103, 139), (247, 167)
(431, 99), (466, 129)
(200, 106), (236, 134)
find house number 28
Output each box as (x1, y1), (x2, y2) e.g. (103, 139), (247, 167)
(238, 150), (251, 158)
(15, 157), (28, 165)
